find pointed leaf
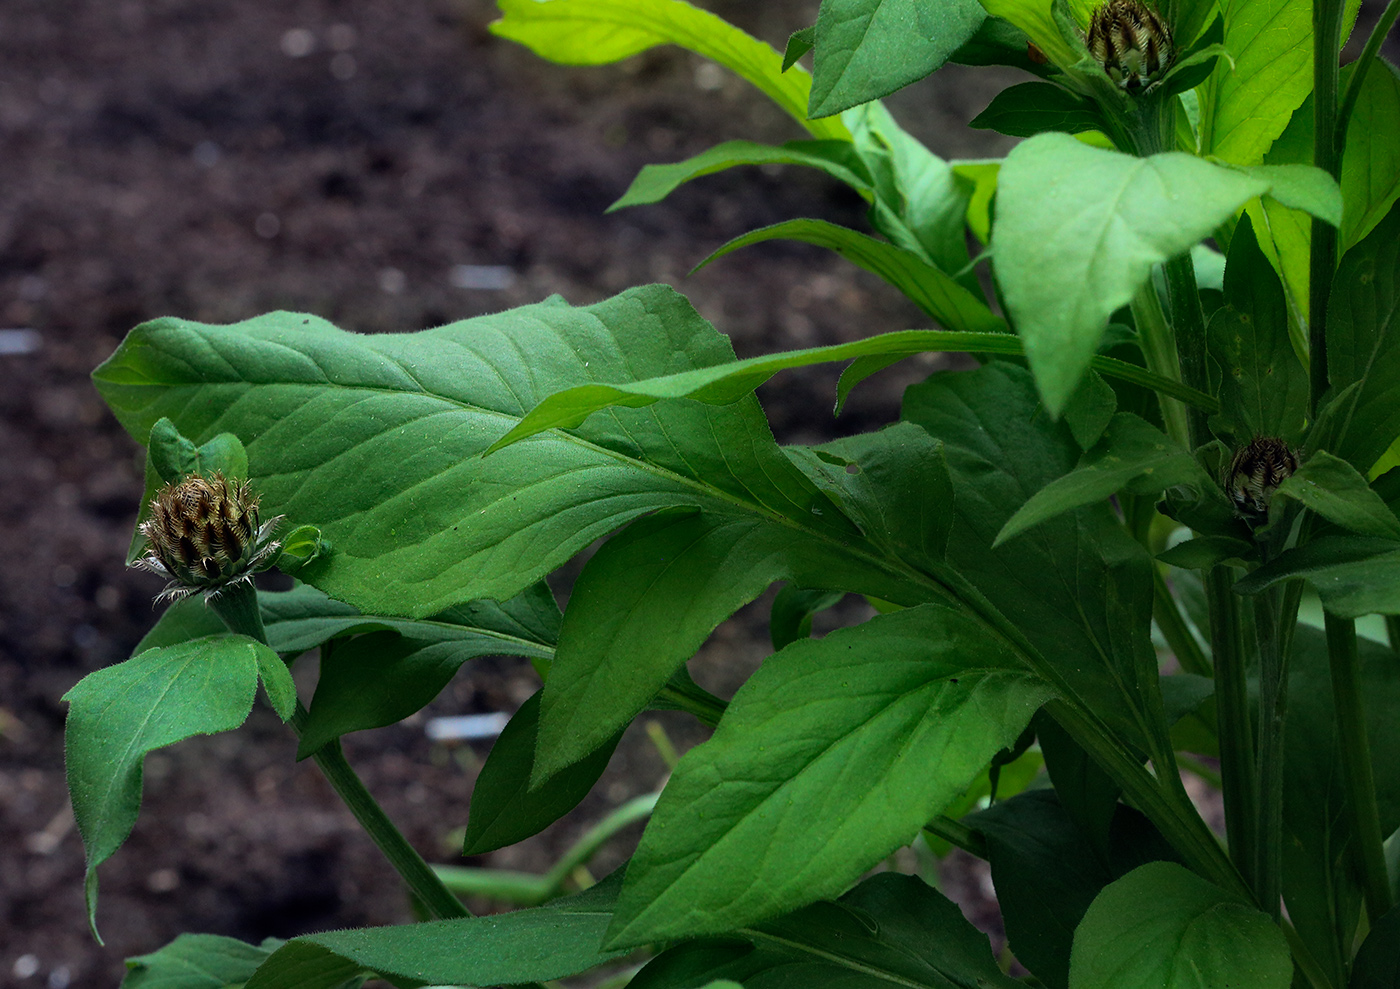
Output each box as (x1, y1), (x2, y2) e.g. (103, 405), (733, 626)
(1234, 534), (1400, 617)
(1341, 59), (1400, 251)
(992, 134), (1268, 412)
(1273, 450), (1400, 540)
(122, 934), (280, 989)
(605, 602), (1052, 946)
(970, 81), (1106, 138)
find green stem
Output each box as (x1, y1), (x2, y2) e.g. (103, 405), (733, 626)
(1252, 586), (1290, 920)
(1386, 614), (1400, 653)
(1206, 567), (1259, 893)
(1130, 279), (1192, 449)
(1337, 0), (1400, 153)
(924, 815), (990, 859)
(1162, 252), (1213, 449)
(208, 583), (470, 922)
(1153, 567), (1212, 677)
(1324, 612), (1393, 921)
(1311, 0), (1346, 414)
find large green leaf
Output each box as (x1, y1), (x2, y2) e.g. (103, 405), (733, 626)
(696, 220), (1003, 334)
(604, 602), (1052, 946)
(244, 874), (626, 989)
(1235, 534), (1400, 617)
(1206, 214), (1309, 444)
(1067, 862), (1292, 989)
(1341, 58), (1400, 251)
(630, 872), (1020, 989)
(970, 81), (1107, 138)
(489, 0), (848, 140)
(1328, 201), (1400, 475)
(1272, 450), (1400, 540)
(122, 934), (282, 989)
(992, 133), (1269, 413)
(609, 140), (873, 211)
(994, 413), (1213, 546)
(808, 0), (986, 118)
(64, 636), (271, 934)
(93, 287), (857, 619)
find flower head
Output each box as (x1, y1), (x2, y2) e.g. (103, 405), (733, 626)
(1225, 437), (1298, 521)
(134, 472), (282, 602)
(1087, 0), (1174, 90)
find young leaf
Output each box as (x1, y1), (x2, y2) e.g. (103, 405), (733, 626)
(1207, 213), (1309, 444)
(807, 0), (986, 119)
(94, 287), (854, 619)
(123, 934), (281, 989)
(463, 690), (623, 855)
(992, 134), (1268, 413)
(782, 25), (815, 70)
(244, 875), (626, 989)
(1327, 201), (1400, 476)
(609, 140), (872, 211)
(1068, 862), (1292, 989)
(970, 81), (1107, 138)
(769, 585), (845, 650)
(630, 872), (1021, 989)
(994, 413), (1211, 545)
(1272, 450), (1400, 541)
(1234, 534), (1400, 617)
(605, 602), (1052, 946)
(64, 635), (265, 934)
(489, 0), (848, 140)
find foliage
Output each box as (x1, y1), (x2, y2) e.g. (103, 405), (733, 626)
(64, 0), (1400, 985)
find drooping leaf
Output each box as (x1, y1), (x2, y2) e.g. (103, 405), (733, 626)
(970, 81), (1107, 138)
(604, 602), (1052, 946)
(122, 934), (282, 989)
(64, 636), (266, 934)
(489, 0), (848, 140)
(244, 874), (627, 989)
(1327, 200), (1400, 475)
(995, 413), (1212, 546)
(1206, 213), (1310, 445)
(1272, 450), (1400, 540)
(1067, 862), (1292, 989)
(992, 133), (1268, 412)
(1233, 534), (1400, 617)
(463, 690), (623, 855)
(807, 0), (986, 118)
(609, 140), (872, 212)
(629, 872), (1021, 989)
(93, 287), (857, 619)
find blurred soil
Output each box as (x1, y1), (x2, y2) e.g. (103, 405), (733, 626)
(0, 0), (1030, 985)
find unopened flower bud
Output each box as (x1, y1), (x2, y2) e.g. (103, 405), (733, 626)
(1087, 0), (1174, 90)
(134, 472), (282, 601)
(1225, 437), (1298, 521)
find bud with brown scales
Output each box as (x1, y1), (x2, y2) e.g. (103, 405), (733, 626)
(1224, 437), (1299, 522)
(1087, 0), (1175, 90)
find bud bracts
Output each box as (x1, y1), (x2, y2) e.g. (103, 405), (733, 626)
(1087, 0), (1174, 90)
(1225, 437), (1298, 521)
(135, 472), (282, 601)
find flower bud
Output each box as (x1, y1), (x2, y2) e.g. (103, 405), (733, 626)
(135, 472), (282, 601)
(1225, 437), (1298, 521)
(1087, 0), (1174, 90)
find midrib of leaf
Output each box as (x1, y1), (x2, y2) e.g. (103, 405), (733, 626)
(736, 927), (958, 989)
(271, 615), (555, 656)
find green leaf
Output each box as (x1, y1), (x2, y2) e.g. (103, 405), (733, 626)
(1207, 213), (1309, 444)
(609, 140), (872, 211)
(93, 287), (854, 618)
(782, 25), (815, 70)
(245, 874), (627, 989)
(64, 636), (264, 935)
(808, 0), (986, 118)
(995, 414), (1212, 546)
(630, 872), (1021, 989)
(605, 603), (1052, 946)
(1062, 370), (1118, 450)
(1352, 905), (1400, 988)
(1236, 164), (1343, 227)
(992, 133), (1268, 412)
(127, 421), (252, 565)
(463, 690), (622, 855)
(977, 0), (1078, 69)
(122, 934), (281, 989)
(1156, 535), (1256, 569)
(970, 81), (1106, 138)
(1328, 201), (1400, 475)
(1068, 862), (1292, 988)
(696, 219), (1004, 334)
(274, 524), (329, 573)
(253, 646), (296, 722)
(489, 0), (848, 140)
(953, 158), (1000, 244)
(1342, 58), (1400, 252)
(1273, 450), (1400, 540)
(1234, 534), (1400, 617)
(968, 790), (1179, 989)
(770, 585), (845, 650)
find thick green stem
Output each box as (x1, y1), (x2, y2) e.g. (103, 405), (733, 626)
(1252, 587), (1290, 920)
(1206, 567), (1258, 892)
(208, 583), (470, 921)
(924, 815), (990, 859)
(1162, 252), (1213, 449)
(1311, 0), (1346, 413)
(1337, 0), (1400, 158)
(1130, 280), (1192, 449)
(1153, 567), (1212, 677)
(1324, 612), (1393, 921)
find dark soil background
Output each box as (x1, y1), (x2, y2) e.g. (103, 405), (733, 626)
(7, 0), (1352, 983)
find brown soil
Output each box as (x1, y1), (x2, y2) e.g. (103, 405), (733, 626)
(0, 1), (1021, 985)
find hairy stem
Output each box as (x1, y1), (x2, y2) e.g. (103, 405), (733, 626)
(1206, 568), (1258, 893)
(208, 583), (471, 922)
(1310, 0), (1346, 413)
(1130, 279), (1191, 449)
(1324, 612), (1393, 921)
